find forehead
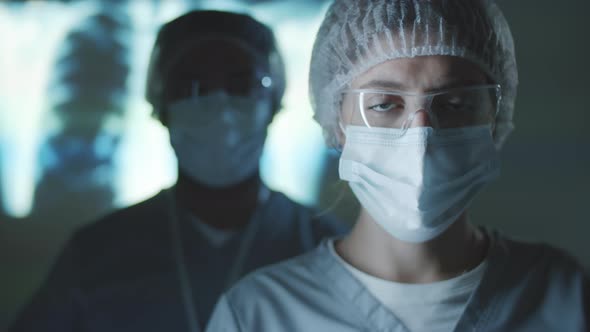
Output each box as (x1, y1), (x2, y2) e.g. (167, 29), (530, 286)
(350, 55), (488, 92)
(166, 38), (266, 80)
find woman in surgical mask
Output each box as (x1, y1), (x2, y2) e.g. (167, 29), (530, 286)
(9, 11), (347, 332)
(206, 1), (589, 331)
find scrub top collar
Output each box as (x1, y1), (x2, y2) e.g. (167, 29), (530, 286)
(311, 229), (510, 332)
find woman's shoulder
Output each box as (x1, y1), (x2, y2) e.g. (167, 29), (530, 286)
(487, 229), (588, 300)
(490, 229), (586, 273)
(209, 239), (360, 331)
(223, 239), (342, 315)
(481, 229), (589, 329)
(228, 241), (331, 299)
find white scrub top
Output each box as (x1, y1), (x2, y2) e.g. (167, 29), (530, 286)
(207, 230), (589, 331)
(328, 239), (487, 332)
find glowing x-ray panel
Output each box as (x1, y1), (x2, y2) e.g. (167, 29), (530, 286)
(0, 0), (330, 219)
(0, 1), (99, 217)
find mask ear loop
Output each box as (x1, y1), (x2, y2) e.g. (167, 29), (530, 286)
(338, 120), (346, 135)
(332, 120), (345, 154)
(490, 85), (502, 135)
(335, 90), (371, 151)
(332, 91), (351, 154)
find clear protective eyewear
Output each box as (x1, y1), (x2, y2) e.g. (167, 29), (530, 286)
(164, 72), (273, 101)
(342, 84), (501, 132)
(220, 73), (273, 96)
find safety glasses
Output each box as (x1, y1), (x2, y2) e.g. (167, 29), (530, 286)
(342, 84), (501, 133)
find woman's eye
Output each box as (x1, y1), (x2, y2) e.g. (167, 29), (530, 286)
(448, 96), (463, 104)
(368, 103), (399, 112)
(440, 97), (468, 111)
(361, 93), (404, 114)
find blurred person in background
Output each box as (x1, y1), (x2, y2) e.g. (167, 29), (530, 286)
(9, 10), (348, 332)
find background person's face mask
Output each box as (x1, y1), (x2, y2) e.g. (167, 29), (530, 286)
(339, 125), (501, 243)
(166, 91), (271, 188)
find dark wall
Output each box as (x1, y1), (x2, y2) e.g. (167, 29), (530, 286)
(469, 0), (590, 267)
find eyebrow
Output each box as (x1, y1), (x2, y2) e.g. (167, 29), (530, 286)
(357, 78), (486, 92)
(358, 80), (408, 91)
(430, 78), (487, 91)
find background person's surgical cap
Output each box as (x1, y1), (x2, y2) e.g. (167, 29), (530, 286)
(309, 0), (518, 148)
(146, 10), (286, 117)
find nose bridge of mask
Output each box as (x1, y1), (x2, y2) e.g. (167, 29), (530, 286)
(343, 126), (430, 183)
(344, 126), (494, 191)
(167, 81), (272, 139)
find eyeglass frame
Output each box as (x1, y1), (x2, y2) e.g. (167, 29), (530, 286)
(163, 71), (274, 103)
(340, 84), (503, 132)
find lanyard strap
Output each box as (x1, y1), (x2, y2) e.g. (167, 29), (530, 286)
(221, 186), (270, 288)
(168, 193), (200, 332)
(167, 187), (271, 332)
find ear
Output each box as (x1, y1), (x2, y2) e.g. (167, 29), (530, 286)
(270, 99), (282, 122)
(254, 93), (278, 128)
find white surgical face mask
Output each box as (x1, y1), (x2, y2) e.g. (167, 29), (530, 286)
(339, 125), (500, 243)
(166, 91), (271, 188)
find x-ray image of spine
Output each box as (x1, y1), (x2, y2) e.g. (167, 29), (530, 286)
(30, 4), (131, 225)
